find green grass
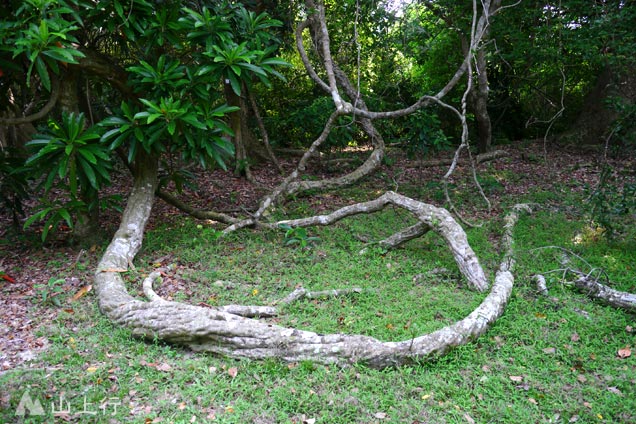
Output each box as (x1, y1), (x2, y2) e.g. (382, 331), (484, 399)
(2, 183), (636, 423)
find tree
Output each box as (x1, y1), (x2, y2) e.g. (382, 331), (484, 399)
(0, 0), (287, 240)
(90, 0), (522, 367)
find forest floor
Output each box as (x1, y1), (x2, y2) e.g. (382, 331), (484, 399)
(1, 140), (635, 423)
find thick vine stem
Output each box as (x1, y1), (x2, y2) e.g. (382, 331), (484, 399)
(95, 152), (533, 367)
(0, 78), (60, 125)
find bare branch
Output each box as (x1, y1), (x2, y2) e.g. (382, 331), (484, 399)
(277, 287), (364, 305)
(408, 150), (509, 168)
(570, 275), (636, 312)
(278, 191), (489, 292)
(97, 157), (532, 367)
(247, 89), (283, 173)
(295, 19), (331, 92)
(156, 190), (239, 225)
(0, 78), (60, 125)
(223, 111), (341, 234)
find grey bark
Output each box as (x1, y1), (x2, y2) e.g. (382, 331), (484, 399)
(408, 149), (509, 168)
(570, 275), (636, 312)
(95, 150), (532, 367)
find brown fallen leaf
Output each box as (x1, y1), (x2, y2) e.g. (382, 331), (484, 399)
(577, 375), (587, 383)
(509, 375), (523, 382)
(617, 346), (631, 359)
(374, 412), (387, 419)
(227, 367), (238, 378)
(156, 363), (172, 372)
(463, 413), (476, 423)
(571, 333), (580, 342)
(542, 347), (556, 354)
(528, 397), (538, 405)
(72, 285), (92, 301)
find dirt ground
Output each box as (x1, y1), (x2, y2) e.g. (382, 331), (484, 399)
(0, 141), (629, 372)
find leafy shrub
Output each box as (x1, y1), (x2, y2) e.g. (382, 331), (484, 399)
(605, 96), (636, 153)
(23, 112), (113, 241)
(588, 166), (636, 240)
(278, 223), (319, 248)
(403, 110), (452, 157)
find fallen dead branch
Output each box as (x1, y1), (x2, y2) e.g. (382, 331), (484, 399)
(408, 150), (510, 168)
(277, 287), (365, 305)
(570, 272), (636, 312)
(531, 246), (636, 311)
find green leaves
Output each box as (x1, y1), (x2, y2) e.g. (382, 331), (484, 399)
(26, 112), (112, 198)
(278, 224), (320, 249)
(128, 56), (188, 95)
(101, 100), (237, 170)
(181, 4), (289, 96)
(9, 1), (85, 91)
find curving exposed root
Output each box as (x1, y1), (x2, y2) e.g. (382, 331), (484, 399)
(95, 161), (533, 368)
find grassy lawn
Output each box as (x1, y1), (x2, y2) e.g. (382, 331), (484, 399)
(2, 164), (636, 423)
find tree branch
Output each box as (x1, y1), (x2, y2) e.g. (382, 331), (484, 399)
(0, 78), (60, 125)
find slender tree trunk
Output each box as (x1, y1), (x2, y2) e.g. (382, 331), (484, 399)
(223, 82), (249, 178)
(473, 46), (492, 153)
(58, 68), (101, 241)
(459, 0), (500, 154)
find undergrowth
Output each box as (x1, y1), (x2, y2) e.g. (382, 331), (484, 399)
(2, 195), (635, 423)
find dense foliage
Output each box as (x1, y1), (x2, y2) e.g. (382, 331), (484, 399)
(1, 0), (634, 239)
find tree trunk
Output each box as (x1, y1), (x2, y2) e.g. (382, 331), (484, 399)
(564, 65), (636, 146)
(58, 68), (101, 241)
(223, 82), (249, 178)
(224, 81), (273, 179)
(473, 45), (493, 153)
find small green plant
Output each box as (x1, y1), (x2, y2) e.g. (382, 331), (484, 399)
(404, 110), (451, 157)
(32, 277), (66, 307)
(278, 224), (320, 248)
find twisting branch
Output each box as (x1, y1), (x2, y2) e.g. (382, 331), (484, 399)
(247, 90), (283, 173)
(156, 190), (239, 225)
(222, 111), (341, 234)
(308, 0), (353, 113)
(295, 19), (331, 93)
(0, 78), (60, 125)
(96, 151), (534, 367)
(277, 191), (489, 292)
